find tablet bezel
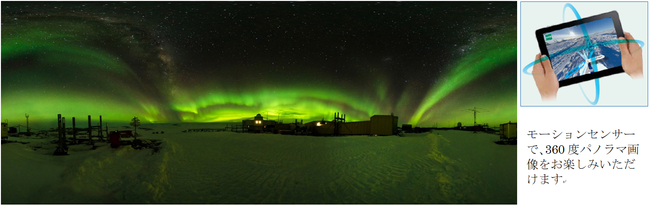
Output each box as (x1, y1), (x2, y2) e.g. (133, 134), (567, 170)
(535, 11), (625, 87)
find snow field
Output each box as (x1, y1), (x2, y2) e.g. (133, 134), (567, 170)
(2, 125), (516, 203)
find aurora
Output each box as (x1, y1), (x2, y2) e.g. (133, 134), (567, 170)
(1, 1), (516, 129)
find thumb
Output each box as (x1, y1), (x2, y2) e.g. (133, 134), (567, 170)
(540, 55), (554, 77)
(625, 32), (641, 54)
(619, 36), (629, 55)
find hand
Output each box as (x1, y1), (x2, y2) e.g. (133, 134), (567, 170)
(619, 32), (644, 79)
(532, 53), (559, 101)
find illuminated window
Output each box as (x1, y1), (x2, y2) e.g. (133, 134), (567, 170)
(255, 120), (261, 124)
(316, 122), (321, 126)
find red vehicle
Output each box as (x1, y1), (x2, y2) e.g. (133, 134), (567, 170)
(109, 132), (121, 148)
(110, 130), (134, 148)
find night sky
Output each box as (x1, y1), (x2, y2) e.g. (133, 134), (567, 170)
(1, 1), (516, 129)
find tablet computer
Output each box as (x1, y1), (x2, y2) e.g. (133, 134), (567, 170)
(535, 11), (625, 87)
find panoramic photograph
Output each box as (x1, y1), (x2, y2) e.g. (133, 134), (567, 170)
(1, 1), (517, 204)
(545, 17), (621, 80)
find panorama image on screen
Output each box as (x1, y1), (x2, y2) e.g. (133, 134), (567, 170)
(544, 17), (621, 81)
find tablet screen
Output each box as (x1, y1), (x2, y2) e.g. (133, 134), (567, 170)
(543, 17), (621, 81)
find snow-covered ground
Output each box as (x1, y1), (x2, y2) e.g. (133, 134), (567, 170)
(546, 29), (621, 81)
(2, 124), (516, 203)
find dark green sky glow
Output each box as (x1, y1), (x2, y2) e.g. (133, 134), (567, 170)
(2, 2), (516, 129)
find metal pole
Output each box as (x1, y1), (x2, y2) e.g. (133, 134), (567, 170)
(53, 114), (68, 155)
(72, 117), (76, 145)
(25, 114), (30, 134)
(88, 115), (93, 145)
(88, 115), (91, 136)
(474, 107), (477, 126)
(62, 117), (66, 141)
(58, 114), (62, 140)
(99, 115), (103, 138)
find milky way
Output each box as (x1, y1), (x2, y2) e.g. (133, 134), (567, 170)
(1, 2), (516, 129)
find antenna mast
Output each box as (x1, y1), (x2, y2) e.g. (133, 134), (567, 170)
(465, 107), (488, 126)
(25, 114), (30, 133)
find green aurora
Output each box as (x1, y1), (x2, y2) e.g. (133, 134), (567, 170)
(1, 2), (516, 129)
(409, 30), (517, 125)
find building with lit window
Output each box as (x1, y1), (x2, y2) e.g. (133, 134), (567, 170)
(242, 114), (277, 133)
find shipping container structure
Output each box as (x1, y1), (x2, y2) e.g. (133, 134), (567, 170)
(1, 123), (8, 139)
(370, 115), (398, 136)
(339, 121), (371, 135)
(402, 124), (413, 133)
(499, 122), (517, 140)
